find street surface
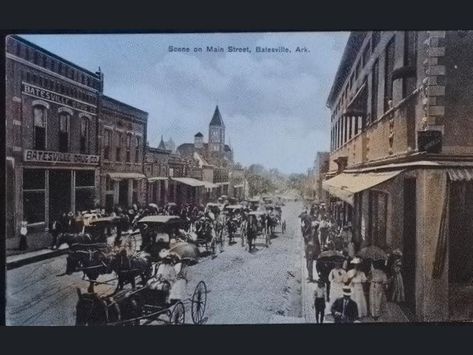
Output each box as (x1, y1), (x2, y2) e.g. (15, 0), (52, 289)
(6, 201), (304, 325)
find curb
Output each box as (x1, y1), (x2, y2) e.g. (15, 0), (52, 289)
(6, 231), (141, 271)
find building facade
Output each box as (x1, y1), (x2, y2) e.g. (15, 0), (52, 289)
(323, 31), (473, 321)
(5, 35), (102, 241)
(145, 145), (170, 206)
(99, 95), (148, 211)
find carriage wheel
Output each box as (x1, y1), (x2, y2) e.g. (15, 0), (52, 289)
(191, 281), (207, 324)
(170, 301), (185, 325)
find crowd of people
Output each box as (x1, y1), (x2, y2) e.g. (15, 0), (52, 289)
(300, 202), (405, 323)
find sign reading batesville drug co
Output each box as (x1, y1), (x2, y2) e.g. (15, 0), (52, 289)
(24, 149), (100, 166)
(22, 82), (97, 115)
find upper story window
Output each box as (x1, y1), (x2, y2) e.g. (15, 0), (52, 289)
(384, 38), (395, 112)
(58, 112), (70, 152)
(135, 136), (141, 163)
(80, 117), (90, 154)
(116, 132), (122, 162)
(104, 129), (112, 160)
(403, 31), (418, 98)
(371, 59), (380, 123)
(126, 133), (132, 162)
(33, 106), (47, 150)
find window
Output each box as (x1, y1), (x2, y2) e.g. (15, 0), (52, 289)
(384, 39), (395, 112)
(33, 106), (46, 150)
(58, 112), (70, 152)
(372, 31), (381, 51)
(80, 117), (89, 154)
(135, 136), (141, 163)
(371, 59), (379, 123)
(104, 129), (112, 160)
(126, 133), (132, 162)
(403, 31), (418, 98)
(368, 190), (388, 247)
(116, 132), (122, 161)
(23, 169), (46, 224)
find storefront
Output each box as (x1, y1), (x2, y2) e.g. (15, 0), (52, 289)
(102, 172), (146, 211)
(170, 177), (204, 205)
(147, 176), (169, 206)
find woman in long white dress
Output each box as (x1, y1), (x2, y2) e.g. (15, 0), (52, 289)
(368, 265), (388, 319)
(326, 261), (347, 313)
(347, 258), (368, 318)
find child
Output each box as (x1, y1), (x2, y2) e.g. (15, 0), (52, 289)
(314, 279), (327, 323)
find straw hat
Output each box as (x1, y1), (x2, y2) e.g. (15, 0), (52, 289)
(350, 257), (362, 264)
(342, 286), (352, 296)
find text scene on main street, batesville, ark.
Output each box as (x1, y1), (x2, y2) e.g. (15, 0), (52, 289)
(5, 31), (473, 325)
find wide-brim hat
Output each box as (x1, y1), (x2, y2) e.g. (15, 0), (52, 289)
(342, 286), (352, 296)
(351, 257), (362, 264)
(159, 249), (171, 259)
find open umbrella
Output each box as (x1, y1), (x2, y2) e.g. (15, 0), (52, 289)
(168, 241), (200, 261)
(357, 245), (388, 261)
(317, 250), (345, 263)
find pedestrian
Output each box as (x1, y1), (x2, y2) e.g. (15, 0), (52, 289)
(327, 260), (347, 312)
(314, 279), (327, 323)
(49, 218), (62, 249)
(390, 257), (405, 303)
(331, 286), (359, 323)
(346, 257), (368, 318)
(369, 260), (389, 320)
(19, 221), (28, 251)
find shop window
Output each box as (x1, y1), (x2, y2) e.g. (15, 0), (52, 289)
(75, 188), (95, 213)
(132, 180), (138, 204)
(80, 117), (89, 154)
(384, 38), (395, 112)
(33, 106), (46, 150)
(135, 136), (141, 163)
(76, 170), (95, 187)
(58, 112), (70, 152)
(106, 175), (114, 191)
(23, 169), (45, 224)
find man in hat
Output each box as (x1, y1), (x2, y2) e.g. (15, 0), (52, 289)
(331, 286), (359, 323)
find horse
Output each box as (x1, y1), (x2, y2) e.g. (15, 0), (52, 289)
(109, 251), (152, 291)
(75, 288), (142, 326)
(226, 217), (238, 245)
(56, 232), (95, 249)
(65, 247), (113, 293)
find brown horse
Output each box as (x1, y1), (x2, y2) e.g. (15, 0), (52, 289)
(109, 251), (152, 291)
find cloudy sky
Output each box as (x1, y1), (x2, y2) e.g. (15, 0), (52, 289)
(22, 32), (348, 174)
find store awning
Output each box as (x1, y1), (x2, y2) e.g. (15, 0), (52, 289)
(447, 168), (473, 181)
(234, 184), (244, 188)
(322, 170), (403, 205)
(216, 182), (229, 186)
(171, 177), (205, 187)
(203, 181), (218, 189)
(107, 172), (146, 181)
(148, 176), (169, 182)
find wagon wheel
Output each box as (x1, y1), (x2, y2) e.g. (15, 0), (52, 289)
(191, 281), (207, 324)
(170, 301), (185, 325)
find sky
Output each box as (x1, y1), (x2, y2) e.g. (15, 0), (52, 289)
(22, 32), (349, 174)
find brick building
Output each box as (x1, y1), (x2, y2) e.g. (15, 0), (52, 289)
(323, 31), (473, 321)
(5, 35), (102, 241)
(99, 95), (147, 211)
(145, 144), (170, 206)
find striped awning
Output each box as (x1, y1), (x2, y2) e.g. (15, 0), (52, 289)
(447, 168), (473, 181)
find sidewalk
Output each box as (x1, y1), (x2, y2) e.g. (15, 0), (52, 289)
(6, 230), (140, 270)
(300, 238), (409, 324)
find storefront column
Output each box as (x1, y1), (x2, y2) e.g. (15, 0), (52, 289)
(128, 179), (133, 207)
(45, 169), (50, 230)
(113, 181), (119, 206)
(71, 170), (76, 214)
(415, 169), (449, 321)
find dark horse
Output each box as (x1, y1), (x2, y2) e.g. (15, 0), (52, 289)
(75, 288), (142, 326)
(109, 251), (152, 291)
(56, 232), (95, 249)
(65, 248), (113, 293)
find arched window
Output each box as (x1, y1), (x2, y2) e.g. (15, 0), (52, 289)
(33, 105), (47, 150)
(58, 112), (70, 152)
(80, 116), (90, 154)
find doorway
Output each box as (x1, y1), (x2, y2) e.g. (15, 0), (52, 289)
(402, 178), (417, 316)
(49, 170), (71, 222)
(119, 179), (129, 208)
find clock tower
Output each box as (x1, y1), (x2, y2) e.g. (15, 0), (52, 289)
(208, 105), (225, 155)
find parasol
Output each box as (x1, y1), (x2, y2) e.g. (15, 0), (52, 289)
(168, 241), (200, 261)
(148, 203), (159, 209)
(356, 245), (388, 261)
(317, 250), (345, 263)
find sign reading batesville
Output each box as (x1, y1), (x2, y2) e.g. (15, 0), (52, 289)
(21, 82), (97, 115)
(24, 149), (100, 166)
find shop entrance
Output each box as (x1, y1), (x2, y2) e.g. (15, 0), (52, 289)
(402, 178), (416, 316)
(448, 181), (473, 320)
(49, 170), (71, 222)
(119, 179), (129, 208)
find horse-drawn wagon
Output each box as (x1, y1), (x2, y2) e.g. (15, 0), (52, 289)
(243, 211), (270, 250)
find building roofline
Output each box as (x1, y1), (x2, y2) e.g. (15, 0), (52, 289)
(10, 35), (102, 79)
(102, 95), (148, 117)
(326, 32), (367, 108)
